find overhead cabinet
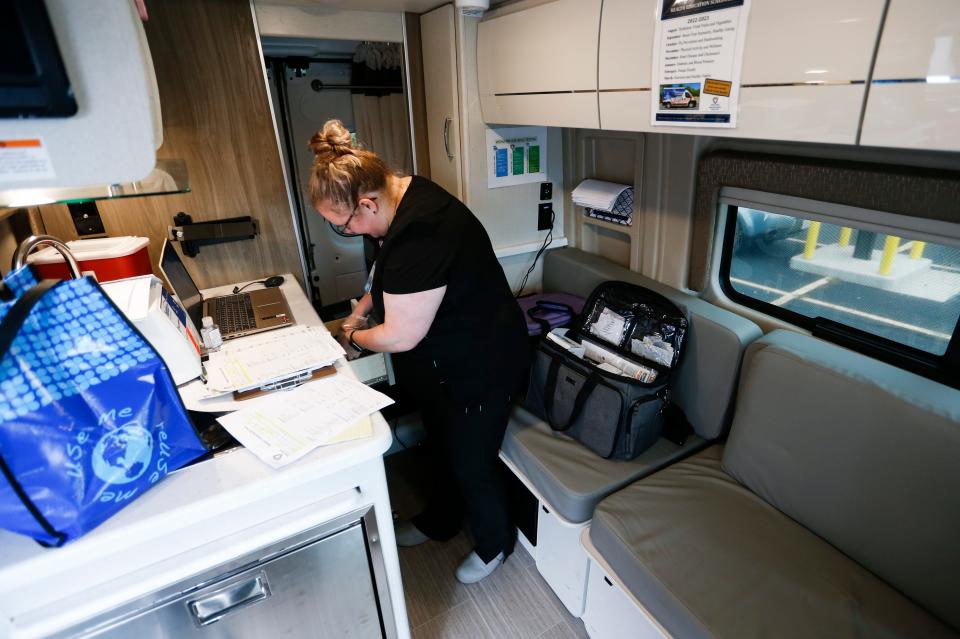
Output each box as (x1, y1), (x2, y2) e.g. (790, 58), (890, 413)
(598, 0), (886, 144)
(860, 0), (960, 152)
(477, 0), (601, 129)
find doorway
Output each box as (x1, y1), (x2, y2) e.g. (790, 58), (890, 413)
(265, 38), (414, 317)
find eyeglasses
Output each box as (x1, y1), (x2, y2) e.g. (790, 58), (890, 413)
(333, 205), (360, 234)
(332, 197), (375, 235)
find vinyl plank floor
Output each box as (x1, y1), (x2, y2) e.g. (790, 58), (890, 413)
(389, 447), (579, 639)
(468, 553), (569, 639)
(537, 622), (582, 639)
(411, 599), (496, 639)
(399, 534), (475, 629)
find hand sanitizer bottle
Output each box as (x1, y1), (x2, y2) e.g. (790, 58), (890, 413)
(200, 316), (223, 351)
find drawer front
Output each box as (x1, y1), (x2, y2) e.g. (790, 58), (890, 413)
(82, 522), (383, 639)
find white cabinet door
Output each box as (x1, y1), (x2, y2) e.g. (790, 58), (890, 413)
(421, 4), (463, 198)
(861, 0), (960, 151)
(599, 0), (884, 144)
(477, 0), (601, 128)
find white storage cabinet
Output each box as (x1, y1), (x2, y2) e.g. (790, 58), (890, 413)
(477, 0), (601, 128)
(598, 0), (886, 144)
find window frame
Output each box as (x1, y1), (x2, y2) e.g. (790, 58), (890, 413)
(714, 188), (960, 389)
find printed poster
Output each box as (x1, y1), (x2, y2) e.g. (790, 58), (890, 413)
(486, 126), (547, 189)
(651, 0), (751, 128)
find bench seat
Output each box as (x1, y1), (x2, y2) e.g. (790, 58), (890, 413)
(503, 407), (706, 523)
(586, 330), (960, 638)
(590, 445), (956, 639)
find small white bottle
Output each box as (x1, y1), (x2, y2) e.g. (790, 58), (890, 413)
(200, 316), (223, 351)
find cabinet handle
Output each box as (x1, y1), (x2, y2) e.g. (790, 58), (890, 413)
(443, 117), (454, 160)
(188, 574), (271, 626)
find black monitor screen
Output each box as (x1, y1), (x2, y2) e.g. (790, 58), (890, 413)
(160, 241), (204, 331)
(0, 0), (78, 118)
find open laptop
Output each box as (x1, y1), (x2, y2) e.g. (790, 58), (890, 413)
(159, 239), (294, 340)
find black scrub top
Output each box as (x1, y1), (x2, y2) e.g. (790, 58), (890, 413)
(371, 176), (528, 404)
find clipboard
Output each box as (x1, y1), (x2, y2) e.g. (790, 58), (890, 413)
(232, 365), (337, 401)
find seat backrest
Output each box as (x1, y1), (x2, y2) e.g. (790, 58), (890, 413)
(542, 248), (762, 440)
(723, 330), (960, 630)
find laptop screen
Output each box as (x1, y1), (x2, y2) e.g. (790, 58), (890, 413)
(159, 240), (204, 330)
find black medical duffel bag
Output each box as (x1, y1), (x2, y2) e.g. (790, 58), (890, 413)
(524, 281), (688, 460)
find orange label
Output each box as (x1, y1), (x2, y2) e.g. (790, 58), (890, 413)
(703, 79), (732, 97)
(0, 139), (42, 148)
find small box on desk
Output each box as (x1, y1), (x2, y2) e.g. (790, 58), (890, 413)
(102, 275), (203, 386)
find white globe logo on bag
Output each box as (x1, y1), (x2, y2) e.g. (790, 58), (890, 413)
(91, 425), (155, 485)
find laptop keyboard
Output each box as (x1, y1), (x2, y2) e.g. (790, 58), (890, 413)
(216, 294), (257, 333)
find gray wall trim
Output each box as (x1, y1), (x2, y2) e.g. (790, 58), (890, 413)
(688, 150), (960, 291)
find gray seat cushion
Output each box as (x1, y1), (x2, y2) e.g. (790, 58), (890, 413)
(502, 406), (706, 523)
(590, 446), (957, 639)
(542, 248), (762, 441)
(723, 330), (960, 630)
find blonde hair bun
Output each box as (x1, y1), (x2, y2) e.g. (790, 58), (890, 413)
(309, 119), (354, 157)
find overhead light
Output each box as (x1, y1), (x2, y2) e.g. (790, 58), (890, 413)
(805, 69), (829, 75)
(926, 75), (953, 84)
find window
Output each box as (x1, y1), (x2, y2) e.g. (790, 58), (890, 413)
(717, 191), (960, 386)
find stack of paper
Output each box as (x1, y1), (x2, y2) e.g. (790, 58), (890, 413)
(571, 179), (631, 213)
(203, 325), (345, 393)
(216, 375), (394, 468)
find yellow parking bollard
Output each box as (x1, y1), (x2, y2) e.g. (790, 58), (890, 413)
(839, 227), (852, 247)
(879, 235), (900, 275)
(910, 240), (926, 260)
(803, 222), (821, 259)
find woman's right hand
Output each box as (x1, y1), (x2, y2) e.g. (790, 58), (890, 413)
(339, 314), (369, 336)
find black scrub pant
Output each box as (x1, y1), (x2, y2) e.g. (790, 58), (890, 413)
(410, 384), (514, 563)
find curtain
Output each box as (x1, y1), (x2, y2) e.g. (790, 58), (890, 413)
(351, 42), (413, 176)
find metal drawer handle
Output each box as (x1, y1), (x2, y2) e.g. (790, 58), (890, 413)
(443, 116), (454, 160)
(188, 574), (271, 626)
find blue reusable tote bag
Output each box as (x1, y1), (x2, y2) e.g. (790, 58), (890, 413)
(0, 265), (207, 546)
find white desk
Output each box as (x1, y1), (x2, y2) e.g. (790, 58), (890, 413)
(0, 276), (409, 638)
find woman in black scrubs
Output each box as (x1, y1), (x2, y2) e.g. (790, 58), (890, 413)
(308, 120), (528, 583)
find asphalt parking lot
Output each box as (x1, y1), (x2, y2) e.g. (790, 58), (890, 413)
(729, 230), (960, 355)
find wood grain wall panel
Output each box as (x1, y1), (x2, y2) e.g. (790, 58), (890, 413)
(38, 0), (303, 289)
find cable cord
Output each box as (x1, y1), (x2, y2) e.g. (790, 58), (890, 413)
(514, 208), (555, 298)
(232, 280), (266, 295)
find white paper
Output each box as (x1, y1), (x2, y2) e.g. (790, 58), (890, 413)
(651, 0), (751, 128)
(216, 375), (394, 468)
(571, 179), (631, 213)
(203, 326), (345, 392)
(589, 307), (627, 345)
(546, 328), (585, 358)
(583, 340), (659, 383)
(486, 126), (548, 189)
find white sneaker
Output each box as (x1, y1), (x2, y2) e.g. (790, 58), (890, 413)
(455, 550), (505, 584)
(394, 520), (430, 547)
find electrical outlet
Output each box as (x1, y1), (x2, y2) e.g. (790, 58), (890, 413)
(538, 203), (553, 230)
(539, 181), (552, 200)
(68, 202), (105, 236)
